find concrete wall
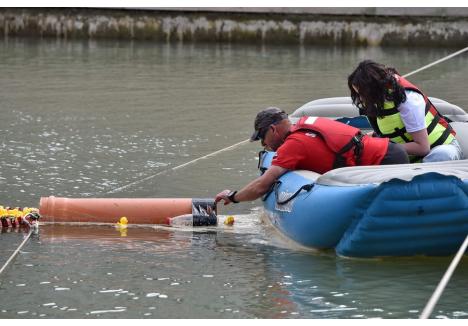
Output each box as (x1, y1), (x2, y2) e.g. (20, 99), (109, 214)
(152, 7), (468, 17)
(1, 8), (467, 46)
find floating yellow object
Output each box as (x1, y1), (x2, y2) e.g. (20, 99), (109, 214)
(115, 217), (128, 237)
(224, 215), (235, 226)
(116, 216), (128, 227)
(0, 205), (38, 217)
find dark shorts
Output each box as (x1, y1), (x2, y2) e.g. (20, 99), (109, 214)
(380, 142), (410, 165)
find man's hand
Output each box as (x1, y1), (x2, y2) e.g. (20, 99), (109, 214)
(214, 165), (288, 208)
(215, 189), (234, 206)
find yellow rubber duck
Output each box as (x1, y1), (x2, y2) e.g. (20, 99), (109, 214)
(23, 207), (30, 216)
(0, 206), (6, 218)
(7, 208), (16, 218)
(224, 215), (235, 226)
(115, 216), (128, 237)
(116, 216), (128, 228)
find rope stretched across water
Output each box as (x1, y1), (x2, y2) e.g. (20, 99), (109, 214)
(0, 230), (33, 276)
(105, 139), (250, 194)
(419, 234), (468, 319)
(403, 47), (468, 78)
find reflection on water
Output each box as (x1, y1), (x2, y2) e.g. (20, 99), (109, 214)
(1, 39), (468, 318)
(1, 223), (467, 318)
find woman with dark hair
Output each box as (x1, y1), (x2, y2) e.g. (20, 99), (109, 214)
(348, 60), (463, 163)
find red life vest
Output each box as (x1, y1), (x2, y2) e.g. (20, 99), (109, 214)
(290, 116), (388, 169)
(371, 75), (455, 142)
(365, 75), (456, 163)
(395, 75), (455, 139)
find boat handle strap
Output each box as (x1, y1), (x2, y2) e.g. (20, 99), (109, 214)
(257, 150), (268, 175)
(264, 180), (314, 205)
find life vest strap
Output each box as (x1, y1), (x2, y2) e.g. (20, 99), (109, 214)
(430, 123), (454, 148)
(426, 113), (441, 135)
(379, 107), (399, 116)
(425, 100), (431, 114)
(380, 126), (408, 140)
(332, 133), (364, 169)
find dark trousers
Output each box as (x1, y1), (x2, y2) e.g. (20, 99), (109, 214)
(380, 142), (410, 165)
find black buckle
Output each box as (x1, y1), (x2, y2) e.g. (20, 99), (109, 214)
(352, 134), (364, 165)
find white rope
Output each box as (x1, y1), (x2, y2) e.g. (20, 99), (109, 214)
(420, 234), (468, 319)
(105, 139), (250, 194)
(0, 230), (33, 276)
(403, 46), (468, 78)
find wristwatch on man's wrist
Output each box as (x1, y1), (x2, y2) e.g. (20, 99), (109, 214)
(227, 190), (239, 203)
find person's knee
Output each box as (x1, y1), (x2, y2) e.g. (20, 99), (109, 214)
(422, 145), (461, 163)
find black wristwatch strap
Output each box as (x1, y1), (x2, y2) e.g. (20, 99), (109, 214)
(227, 190), (239, 203)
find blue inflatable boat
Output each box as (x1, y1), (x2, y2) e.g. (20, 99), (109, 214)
(259, 97), (468, 258)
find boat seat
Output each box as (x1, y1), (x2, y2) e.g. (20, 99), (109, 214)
(451, 122), (468, 159)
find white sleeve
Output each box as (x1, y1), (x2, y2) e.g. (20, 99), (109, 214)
(398, 90), (427, 133)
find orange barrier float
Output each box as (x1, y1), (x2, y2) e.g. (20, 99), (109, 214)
(39, 196), (217, 225)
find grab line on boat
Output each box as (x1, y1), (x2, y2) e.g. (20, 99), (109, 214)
(0, 229), (35, 277)
(403, 46), (468, 78)
(101, 46), (468, 196)
(419, 234), (468, 319)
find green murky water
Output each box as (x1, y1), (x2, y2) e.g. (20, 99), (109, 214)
(1, 39), (468, 318)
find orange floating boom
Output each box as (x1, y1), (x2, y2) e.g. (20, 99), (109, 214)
(39, 196), (216, 225)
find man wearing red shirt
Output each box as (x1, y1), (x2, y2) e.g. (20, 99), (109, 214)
(215, 107), (409, 205)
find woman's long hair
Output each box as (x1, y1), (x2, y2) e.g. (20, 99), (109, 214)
(348, 60), (406, 118)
